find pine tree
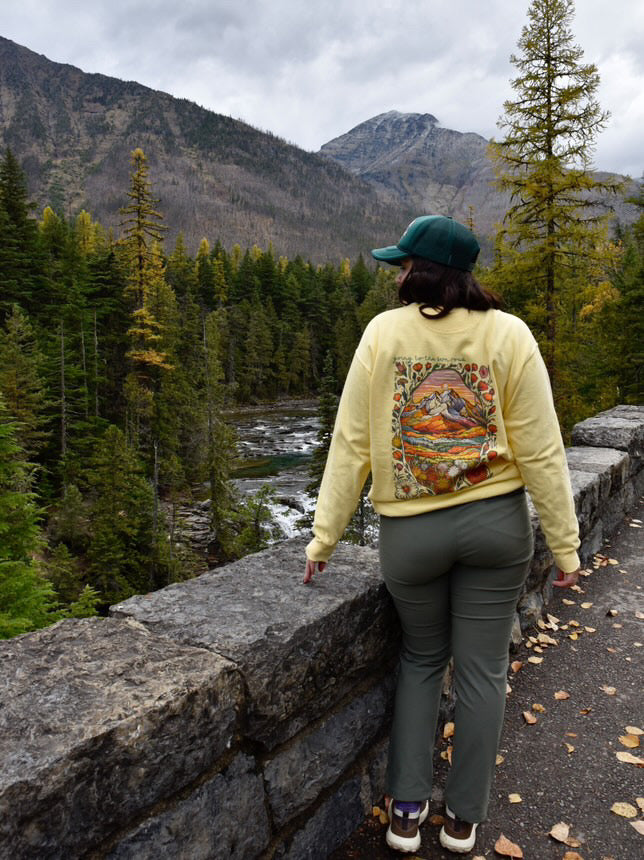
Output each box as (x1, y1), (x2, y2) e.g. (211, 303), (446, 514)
(489, 0), (622, 402)
(0, 304), (50, 462)
(306, 351), (338, 498)
(0, 397), (58, 638)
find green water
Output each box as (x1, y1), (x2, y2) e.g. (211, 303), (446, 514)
(231, 452), (311, 479)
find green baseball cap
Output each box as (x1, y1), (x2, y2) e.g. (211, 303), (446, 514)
(371, 215), (480, 271)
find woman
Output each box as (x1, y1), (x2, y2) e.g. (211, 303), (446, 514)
(304, 215), (580, 855)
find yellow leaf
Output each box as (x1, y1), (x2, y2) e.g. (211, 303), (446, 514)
(600, 685), (617, 695)
(569, 620), (580, 627)
(584, 626), (596, 633)
(610, 802), (637, 818)
(508, 793), (522, 803)
(527, 656), (543, 664)
(626, 726), (643, 736)
(537, 618), (547, 629)
(563, 598), (575, 605)
(533, 645), (544, 653)
(570, 584), (583, 593)
(379, 810), (389, 825)
(636, 611), (644, 620)
(547, 613), (560, 626)
(522, 711), (538, 724)
(510, 660), (523, 673)
(549, 821), (571, 842)
(613, 623), (623, 629)
(569, 633), (579, 641)
(615, 751), (644, 765)
(580, 602), (593, 609)
(443, 721), (455, 739)
(494, 832), (523, 857)
(554, 690), (570, 700)
(372, 805), (381, 817)
(607, 609), (618, 616)
(565, 743), (575, 753)
(630, 820), (644, 836)
(619, 735), (640, 749)
(538, 632), (558, 646)
(579, 707), (593, 715)
(532, 703), (546, 713)
(496, 754), (505, 765)
(607, 558), (619, 565)
(563, 853), (584, 860)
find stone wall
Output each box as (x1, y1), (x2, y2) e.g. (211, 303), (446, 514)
(1, 405), (642, 859)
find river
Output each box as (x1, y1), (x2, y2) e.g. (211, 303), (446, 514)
(229, 399), (319, 538)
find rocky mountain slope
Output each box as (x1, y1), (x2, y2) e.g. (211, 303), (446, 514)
(0, 37), (411, 262)
(320, 111), (638, 252)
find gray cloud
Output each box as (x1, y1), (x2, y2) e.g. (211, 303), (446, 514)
(2, 0), (642, 175)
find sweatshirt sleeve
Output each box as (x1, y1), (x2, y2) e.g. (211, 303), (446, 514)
(306, 349), (372, 562)
(503, 347), (580, 573)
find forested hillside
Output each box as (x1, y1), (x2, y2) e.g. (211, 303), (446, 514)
(0, 36), (411, 261)
(0, 146), (401, 635)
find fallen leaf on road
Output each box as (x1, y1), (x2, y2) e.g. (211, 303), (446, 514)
(508, 793), (522, 803)
(564, 743), (575, 753)
(570, 584), (583, 593)
(549, 821), (573, 843)
(619, 734), (640, 748)
(606, 647), (617, 653)
(613, 623), (623, 629)
(627, 726), (643, 735)
(494, 833), (523, 857)
(636, 611), (644, 620)
(372, 805), (381, 817)
(630, 820), (644, 835)
(379, 810), (389, 824)
(607, 609), (618, 617)
(528, 656), (543, 664)
(569, 632), (579, 640)
(554, 690), (570, 700)
(563, 598), (576, 605)
(615, 751), (644, 765)
(510, 660), (523, 673)
(563, 852), (584, 860)
(610, 802), (637, 818)
(569, 620), (580, 627)
(579, 707), (592, 715)
(580, 602), (593, 609)
(538, 632), (558, 646)
(507, 682), (512, 694)
(607, 558), (619, 565)
(629, 522), (642, 528)
(496, 754), (505, 765)
(522, 710), (538, 724)
(443, 721), (455, 739)
(547, 613), (560, 627)
(532, 703), (546, 713)
(600, 685), (617, 695)
(584, 626), (596, 633)
(533, 645), (544, 653)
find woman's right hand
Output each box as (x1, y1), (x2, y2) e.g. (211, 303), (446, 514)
(304, 559), (327, 584)
(553, 567), (580, 588)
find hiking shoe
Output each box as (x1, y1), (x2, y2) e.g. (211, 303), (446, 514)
(386, 798), (429, 853)
(439, 804), (478, 853)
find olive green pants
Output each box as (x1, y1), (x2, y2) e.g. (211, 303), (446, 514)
(379, 489), (533, 823)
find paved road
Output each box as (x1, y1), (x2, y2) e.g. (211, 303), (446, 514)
(332, 500), (644, 860)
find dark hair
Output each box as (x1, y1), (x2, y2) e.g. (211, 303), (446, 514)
(398, 257), (501, 320)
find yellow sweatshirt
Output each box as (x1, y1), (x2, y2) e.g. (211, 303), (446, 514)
(306, 304), (580, 573)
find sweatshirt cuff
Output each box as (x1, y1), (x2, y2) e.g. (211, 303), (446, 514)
(306, 536), (336, 563)
(553, 550), (581, 574)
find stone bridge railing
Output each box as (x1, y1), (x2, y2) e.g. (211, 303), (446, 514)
(2, 405), (642, 859)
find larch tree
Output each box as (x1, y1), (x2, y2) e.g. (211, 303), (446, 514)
(489, 0), (622, 408)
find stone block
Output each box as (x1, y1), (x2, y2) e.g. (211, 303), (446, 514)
(274, 776), (365, 860)
(107, 754), (270, 860)
(571, 407), (644, 458)
(518, 590), (545, 629)
(569, 470), (601, 535)
(0, 618), (241, 859)
(566, 446), (630, 501)
(111, 539), (399, 749)
(264, 675), (395, 827)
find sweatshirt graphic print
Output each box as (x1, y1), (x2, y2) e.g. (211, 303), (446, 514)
(392, 358), (498, 497)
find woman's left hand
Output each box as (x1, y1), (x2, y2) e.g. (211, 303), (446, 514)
(553, 567), (580, 588)
(304, 559), (327, 584)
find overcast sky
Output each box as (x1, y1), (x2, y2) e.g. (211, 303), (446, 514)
(3, 0), (643, 177)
